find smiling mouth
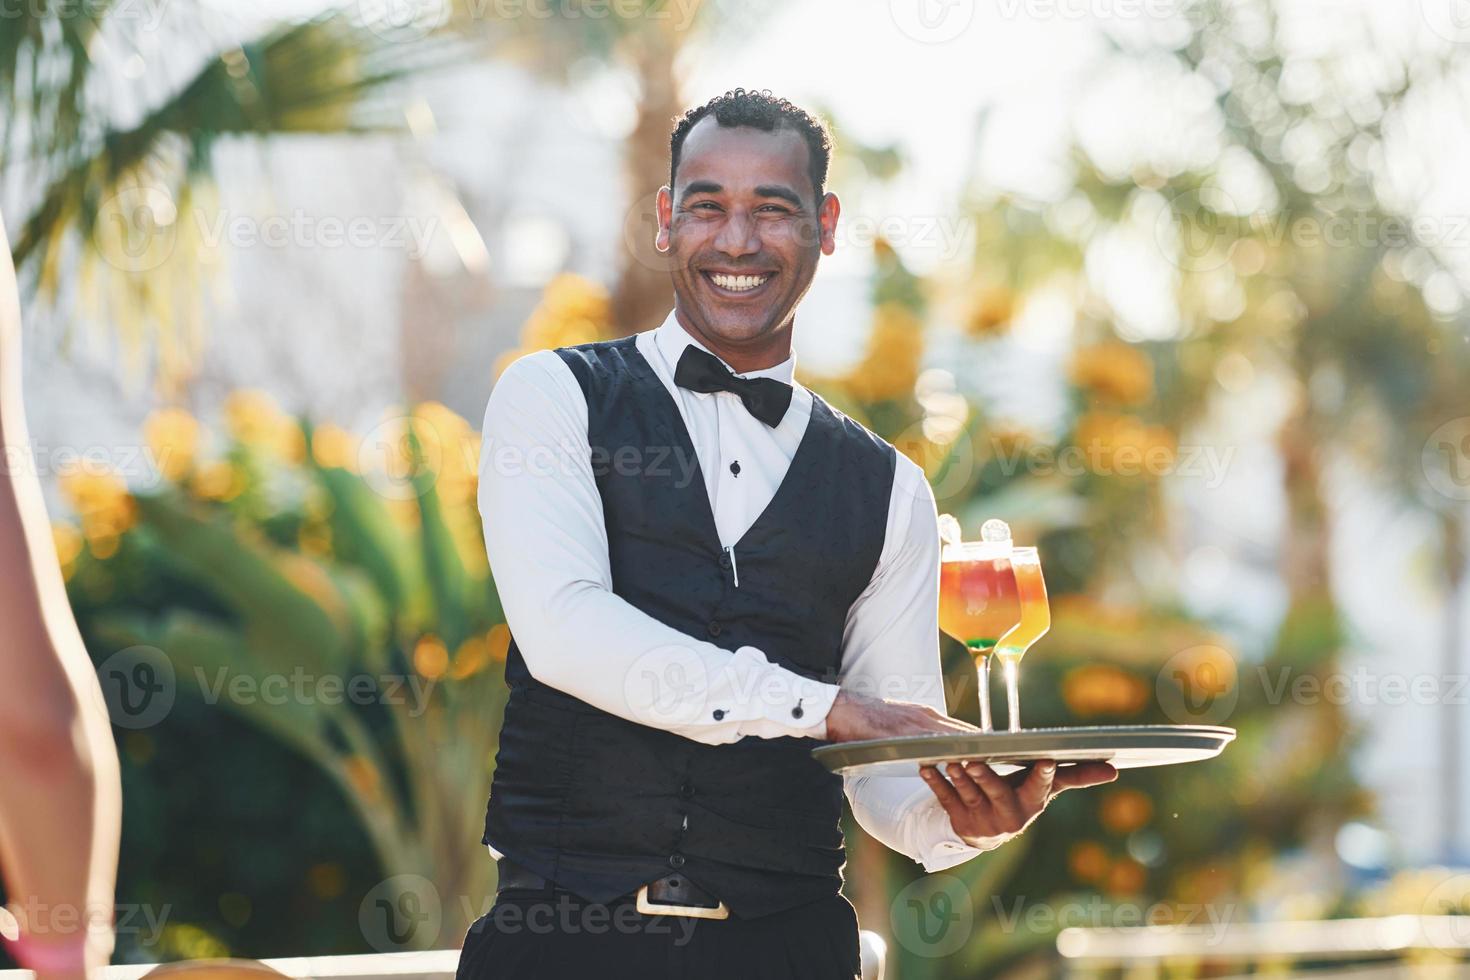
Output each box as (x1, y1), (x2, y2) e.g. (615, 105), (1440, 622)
(702, 270), (774, 296)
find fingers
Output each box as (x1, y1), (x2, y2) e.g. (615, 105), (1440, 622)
(1051, 761), (1118, 794)
(919, 765), (967, 819)
(946, 762), (996, 811)
(1016, 760), (1056, 813)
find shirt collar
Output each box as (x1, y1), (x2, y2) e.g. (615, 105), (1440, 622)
(654, 309), (797, 385)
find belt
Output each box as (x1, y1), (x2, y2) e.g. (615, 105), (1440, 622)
(495, 858), (730, 920)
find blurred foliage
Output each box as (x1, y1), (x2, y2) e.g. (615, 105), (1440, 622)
(1, 2), (454, 390)
(45, 393), (508, 961)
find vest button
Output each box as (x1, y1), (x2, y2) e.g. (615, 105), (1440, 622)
(679, 782), (694, 799)
(669, 853), (686, 869)
(707, 620), (723, 637)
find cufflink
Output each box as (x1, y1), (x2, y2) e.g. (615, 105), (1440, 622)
(713, 709), (726, 720)
(791, 698), (804, 720)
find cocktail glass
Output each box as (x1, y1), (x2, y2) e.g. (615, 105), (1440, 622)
(994, 545), (1050, 732)
(938, 520), (1020, 732)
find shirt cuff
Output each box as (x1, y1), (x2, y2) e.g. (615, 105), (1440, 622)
(711, 646), (840, 740)
(914, 794), (1001, 872)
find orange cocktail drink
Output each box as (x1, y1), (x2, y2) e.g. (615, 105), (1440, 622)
(939, 538), (1019, 731)
(995, 546), (1050, 731)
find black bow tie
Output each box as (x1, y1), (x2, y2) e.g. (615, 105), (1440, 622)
(673, 345), (794, 428)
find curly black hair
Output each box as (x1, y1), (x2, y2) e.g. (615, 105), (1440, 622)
(668, 88), (833, 203)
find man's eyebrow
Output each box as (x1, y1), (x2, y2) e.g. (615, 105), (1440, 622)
(754, 185), (805, 208)
(679, 180), (723, 199)
(677, 181), (807, 208)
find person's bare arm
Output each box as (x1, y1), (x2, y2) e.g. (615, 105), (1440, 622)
(0, 208), (122, 979)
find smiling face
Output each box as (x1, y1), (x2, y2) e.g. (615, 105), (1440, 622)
(656, 116), (839, 370)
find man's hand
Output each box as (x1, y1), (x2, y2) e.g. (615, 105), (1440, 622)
(921, 759), (1118, 848)
(822, 689), (981, 743)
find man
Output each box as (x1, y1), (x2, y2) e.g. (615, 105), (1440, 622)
(0, 208), (123, 980)
(463, 88), (1116, 979)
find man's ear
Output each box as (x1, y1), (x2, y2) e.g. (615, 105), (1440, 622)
(655, 185), (673, 253)
(818, 191), (840, 257)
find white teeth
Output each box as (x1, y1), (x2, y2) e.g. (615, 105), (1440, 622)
(709, 273), (770, 292)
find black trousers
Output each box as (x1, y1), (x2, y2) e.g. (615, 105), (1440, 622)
(454, 884), (863, 980)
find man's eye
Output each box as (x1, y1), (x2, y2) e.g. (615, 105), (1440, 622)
(691, 202), (721, 211)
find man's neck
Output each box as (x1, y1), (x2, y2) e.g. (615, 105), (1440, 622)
(673, 307), (793, 375)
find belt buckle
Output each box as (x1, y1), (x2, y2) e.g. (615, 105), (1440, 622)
(635, 884), (730, 920)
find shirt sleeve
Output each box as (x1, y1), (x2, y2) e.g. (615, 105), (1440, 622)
(478, 350), (840, 745)
(839, 456), (993, 869)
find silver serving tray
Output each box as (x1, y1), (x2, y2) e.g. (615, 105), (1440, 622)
(811, 724), (1236, 777)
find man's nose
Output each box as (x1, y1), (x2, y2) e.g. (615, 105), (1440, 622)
(712, 210), (761, 258)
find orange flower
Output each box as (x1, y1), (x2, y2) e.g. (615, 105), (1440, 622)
(965, 284), (1014, 338)
(487, 623), (512, 662)
(1062, 664), (1149, 717)
(1069, 841), (1110, 882)
(449, 635), (492, 681)
(1105, 858), (1147, 895)
(1070, 343), (1154, 405)
(413, 634), (450, 681)
(1100, 788), (1154, 834)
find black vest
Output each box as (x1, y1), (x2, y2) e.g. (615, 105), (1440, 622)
(481, 334), (897, 918)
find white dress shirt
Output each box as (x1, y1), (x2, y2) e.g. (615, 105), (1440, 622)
(477, 308), (985, 872)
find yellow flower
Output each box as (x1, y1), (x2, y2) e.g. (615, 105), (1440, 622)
(224, 389), (304, 461)
(844, 303), (925, 403)
(58, 469), (136, 555)
(143, 408), (199, 482)
(1073, 412), (1176, 477)
(497, 274), (612, 380)
(1070, 343), (1155, 405)
(310, 423), (358, 472)
(191, 460), (245, 502)
(1062, 664), (1149, 717)
(53, 522), (84, 580)
(411, 401), (478, 505)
